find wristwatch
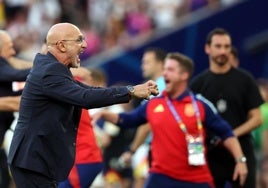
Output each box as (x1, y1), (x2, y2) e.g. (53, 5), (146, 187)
(127, 85), (135, 97)
(236, 156), (247, 163)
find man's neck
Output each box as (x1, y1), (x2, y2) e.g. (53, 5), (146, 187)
(169, 83), (188, 99)
(210, 62), (232, 74)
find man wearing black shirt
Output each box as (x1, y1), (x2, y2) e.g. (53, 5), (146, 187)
(190, 28), (263, 188)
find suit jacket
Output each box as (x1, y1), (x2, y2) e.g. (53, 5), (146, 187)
(8, 52), (130, 181)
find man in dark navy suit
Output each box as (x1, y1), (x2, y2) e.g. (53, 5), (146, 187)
(7, 22), (159, 188)
(0, 30), (31, 188)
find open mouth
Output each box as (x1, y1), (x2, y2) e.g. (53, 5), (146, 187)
(165, 79), (170, 84)
(76, 55), (80, 63)
(77, 51), (84, 62)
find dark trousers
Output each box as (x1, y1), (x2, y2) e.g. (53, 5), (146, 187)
(144, 173), (213, 188)
(9, 165), (58, 188)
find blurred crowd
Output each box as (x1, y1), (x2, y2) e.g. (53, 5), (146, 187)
(1, 1), (254, 188)
(0, 0), (238, 63)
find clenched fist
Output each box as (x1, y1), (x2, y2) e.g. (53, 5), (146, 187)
(133, 80), (159, 100)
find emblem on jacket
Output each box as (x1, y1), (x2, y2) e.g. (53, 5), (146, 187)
(184, 103), (195, 117)
(154, 104), (164, 112)
(216, 99), (227, 113)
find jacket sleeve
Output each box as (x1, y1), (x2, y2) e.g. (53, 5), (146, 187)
(117, 103), (148, 128)
(42, 64), (131, 109)
(0, 59), (30, 82)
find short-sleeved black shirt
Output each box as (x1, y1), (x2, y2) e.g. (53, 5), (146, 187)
(190, 67), (263, 162)
(190, 67), (263, 130)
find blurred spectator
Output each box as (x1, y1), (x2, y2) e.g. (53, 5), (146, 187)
(125, 1), (152, 37)
(25, 0), (61, 59)
(120, 47), (166, 188)
(0, 96), (20, 112)
(0, 2), (5, 28)
(27, 0), (61, 37)
(252, 78), (268, 188)
(88, 68), (108, 88)
(147, 0), (186, 29)
(4, 4), (31, 55)
(259, 156), (268, 188)
(58, 0), (86, 26)
(87, 0), (112, 34)
(229, 46), (240, 68)
(0, 30), (31, 188)
(0, 0), (236, 68)
(252, 78), (268, 157)
(185, 0), (219, 12)
(102, 0), (126, 50)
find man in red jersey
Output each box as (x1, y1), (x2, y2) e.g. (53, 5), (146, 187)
(92, 52), (248, 188)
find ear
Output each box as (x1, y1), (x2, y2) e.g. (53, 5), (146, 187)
(181, 71), (189, 81)
(205, 44), (210, 55)
(56, 41), (67, 52)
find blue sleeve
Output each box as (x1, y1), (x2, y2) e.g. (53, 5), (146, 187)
(117, 103), (147, 129)
(197, 94), (234, 140)
(0, 59), (30, 82)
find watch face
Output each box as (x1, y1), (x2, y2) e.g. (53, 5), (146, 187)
(237, 156), (247, 163)
(127, 85), (134, 93)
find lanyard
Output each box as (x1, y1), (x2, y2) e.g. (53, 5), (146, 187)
(165, 91), (203, 134)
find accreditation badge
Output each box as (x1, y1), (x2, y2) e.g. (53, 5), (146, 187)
(186, 134), (206, 166)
